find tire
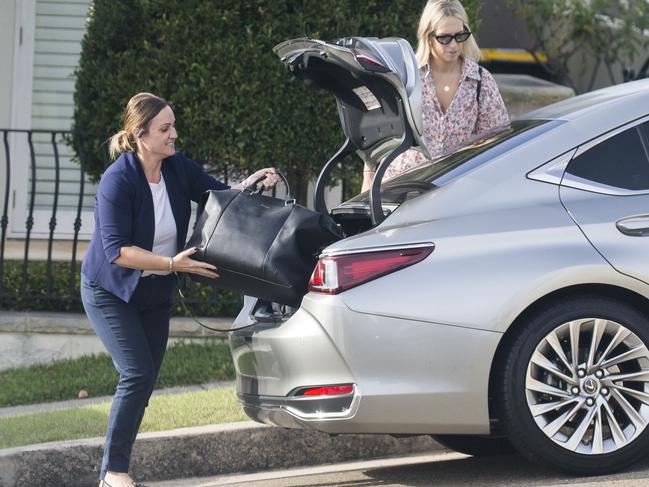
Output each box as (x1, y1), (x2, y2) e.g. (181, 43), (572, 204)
(496, 296), (649, 475)
(431, 434), (515, 456)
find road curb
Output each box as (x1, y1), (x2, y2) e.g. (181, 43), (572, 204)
(0, 421), (442, 486)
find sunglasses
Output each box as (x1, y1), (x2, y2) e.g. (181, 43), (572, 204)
(432, 30), (472, 45)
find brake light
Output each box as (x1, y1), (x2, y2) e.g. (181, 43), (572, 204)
(297, 384), (354, 396)
(352, 49), (389, 72)
(308, 245), (434, 294)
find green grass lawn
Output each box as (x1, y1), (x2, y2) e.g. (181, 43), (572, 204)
(0, 386), (248, 449)
(0, 340), (235, 407)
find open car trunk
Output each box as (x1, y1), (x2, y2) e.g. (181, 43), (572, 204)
(240, 36), (432, 324)
(275, 37), (431, 228)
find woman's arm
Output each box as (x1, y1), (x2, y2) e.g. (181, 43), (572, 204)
(97, 166), (218, 278)
(115, 246), (219, 278)
(97, 172), (135, 264)
(185, 154), (280, 202)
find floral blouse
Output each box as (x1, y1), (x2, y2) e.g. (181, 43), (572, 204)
(384, 57), (509, 180)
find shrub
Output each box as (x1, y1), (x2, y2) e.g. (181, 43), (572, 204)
(73, 0), (480, 202)
(0, 260), (240, 316)
(0, 260), (82, 312)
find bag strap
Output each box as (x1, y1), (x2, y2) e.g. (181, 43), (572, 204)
(176, 274), (258, 333)
(476, 66), (483, 106)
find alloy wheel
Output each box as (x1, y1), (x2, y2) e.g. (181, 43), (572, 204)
(526, 317), (649, 455)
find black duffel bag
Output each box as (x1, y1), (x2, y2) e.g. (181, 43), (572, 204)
(185, 171), (342, 306)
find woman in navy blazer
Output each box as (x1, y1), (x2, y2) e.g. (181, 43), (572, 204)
(81, 92), (279, 487)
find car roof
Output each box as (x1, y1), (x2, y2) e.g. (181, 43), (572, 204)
(523, 78), (649, 123)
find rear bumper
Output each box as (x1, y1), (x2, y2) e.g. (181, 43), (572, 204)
(230, 294), (502, 435)
(238, 386), (360, 429)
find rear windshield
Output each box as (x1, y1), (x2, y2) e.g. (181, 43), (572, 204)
(346, 119), (558, 206)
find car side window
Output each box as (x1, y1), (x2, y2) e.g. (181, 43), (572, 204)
(565, 123), (649, 191)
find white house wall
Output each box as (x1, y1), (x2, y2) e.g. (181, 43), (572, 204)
(32, 0), (89, 131)
(30, 0), (95, 214)
(9, 0), (96, 239)
(0, 0), (17, 224)
(0, 1), (16, 128)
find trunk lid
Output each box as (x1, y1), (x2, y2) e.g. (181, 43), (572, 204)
(274, 37), (431, 226)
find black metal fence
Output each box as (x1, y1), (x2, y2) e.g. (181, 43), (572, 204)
(0, 128), (239, 315)
(0, 129), (87, 310)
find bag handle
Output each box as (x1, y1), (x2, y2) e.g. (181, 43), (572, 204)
(243, 169), (294, 202)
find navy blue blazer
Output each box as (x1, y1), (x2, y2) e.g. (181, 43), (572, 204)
(81, 151), (228, 302)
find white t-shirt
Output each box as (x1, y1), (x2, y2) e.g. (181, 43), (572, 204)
(142, 174), (178, 277)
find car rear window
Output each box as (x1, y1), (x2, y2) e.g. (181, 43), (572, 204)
(347, 119), (558, 206)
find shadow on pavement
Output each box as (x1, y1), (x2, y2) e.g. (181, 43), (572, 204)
(363, 452), (649, 487)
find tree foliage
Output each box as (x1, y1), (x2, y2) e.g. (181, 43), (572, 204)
(73, 0), (480, 202)
(507, 0), (649, 92)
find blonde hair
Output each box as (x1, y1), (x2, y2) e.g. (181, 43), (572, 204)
(108, 92), (169, 159)
(415, 0), (481, 68)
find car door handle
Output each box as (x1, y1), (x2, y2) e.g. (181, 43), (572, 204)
(616, 215), (649, 236)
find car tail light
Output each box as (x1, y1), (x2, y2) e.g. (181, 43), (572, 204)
(308, 245), (434, 295)
(296, 384), (354, 396)
(352, 49), (389, 72)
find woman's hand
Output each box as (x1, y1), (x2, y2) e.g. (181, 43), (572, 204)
(172, 247), (219, 279)
(242, 167), (281, 191)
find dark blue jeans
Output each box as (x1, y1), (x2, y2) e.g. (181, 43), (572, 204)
(80, 273), (177, 479)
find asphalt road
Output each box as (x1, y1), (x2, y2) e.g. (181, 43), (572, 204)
(149, 450), (649, 486)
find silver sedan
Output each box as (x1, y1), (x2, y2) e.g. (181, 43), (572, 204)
(230, 44), (649, 474)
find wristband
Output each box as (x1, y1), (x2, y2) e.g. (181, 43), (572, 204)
(169, 257), (174, 273)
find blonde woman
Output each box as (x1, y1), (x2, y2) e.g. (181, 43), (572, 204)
(81, 93), (279, 487)
(362, 0), (508, 191)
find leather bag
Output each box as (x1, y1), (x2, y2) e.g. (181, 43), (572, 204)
(185, 172), (342, 306)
